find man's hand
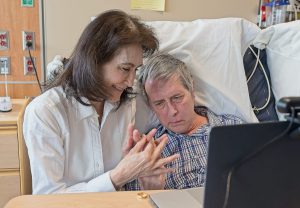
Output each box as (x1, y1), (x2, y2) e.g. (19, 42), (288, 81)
(138, 169), (167, 190)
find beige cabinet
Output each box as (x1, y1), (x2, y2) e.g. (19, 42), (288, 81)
(0, 99), (30, 208)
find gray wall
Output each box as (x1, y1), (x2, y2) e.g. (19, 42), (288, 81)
(42, 0), (259, 64)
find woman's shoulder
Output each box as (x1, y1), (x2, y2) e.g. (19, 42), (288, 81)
(27, 86), (69, 113)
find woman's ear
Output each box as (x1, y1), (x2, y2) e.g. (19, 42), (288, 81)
(191, 80), (195, 99)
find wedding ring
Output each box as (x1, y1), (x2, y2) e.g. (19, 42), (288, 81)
(137, 192), (149, 199)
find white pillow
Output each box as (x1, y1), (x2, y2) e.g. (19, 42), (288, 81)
(145, 18), (260, 122)
(253, 20), (300, 112)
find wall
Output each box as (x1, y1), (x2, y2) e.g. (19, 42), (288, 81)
(43, 0), (259, 64)
(0, 0), (42, 98)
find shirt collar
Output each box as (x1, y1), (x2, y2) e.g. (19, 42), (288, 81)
(73, 97), (118, 120)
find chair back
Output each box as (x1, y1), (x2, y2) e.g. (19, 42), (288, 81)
(18, 98), (32, 195)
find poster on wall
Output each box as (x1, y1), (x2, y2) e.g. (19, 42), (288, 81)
(131, 0), (165, 11)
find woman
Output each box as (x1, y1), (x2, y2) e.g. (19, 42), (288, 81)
(23, 10), (178, 194)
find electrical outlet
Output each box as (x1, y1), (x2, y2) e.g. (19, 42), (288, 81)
(0, 30), (9, 50)
(22, 31), (35, 50)
(0, 57), (10, 75)
(24, 56), (35, 75)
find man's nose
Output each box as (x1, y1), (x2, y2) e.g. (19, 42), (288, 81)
(167, 102), (178, 116)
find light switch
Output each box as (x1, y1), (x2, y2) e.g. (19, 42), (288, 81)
(0, 57), (10, 75)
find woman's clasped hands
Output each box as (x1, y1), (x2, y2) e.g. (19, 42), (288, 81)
(110, 124), (179, 190)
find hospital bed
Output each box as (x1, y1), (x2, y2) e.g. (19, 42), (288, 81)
(47, 18), (300, 124)
(143, 18), (300, 123)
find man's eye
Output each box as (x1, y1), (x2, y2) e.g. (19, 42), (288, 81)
(173, 95), (183, 102)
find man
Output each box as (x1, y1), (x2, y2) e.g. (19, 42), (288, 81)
(125, 54), (243, 190)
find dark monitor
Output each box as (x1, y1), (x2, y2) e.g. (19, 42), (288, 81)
(204, 120), (300, 208)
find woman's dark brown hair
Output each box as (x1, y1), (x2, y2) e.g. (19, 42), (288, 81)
(46, 10), (159, 106)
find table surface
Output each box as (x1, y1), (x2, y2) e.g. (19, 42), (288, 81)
(4, 190), (166, 208)
(0, 99), (27, 125)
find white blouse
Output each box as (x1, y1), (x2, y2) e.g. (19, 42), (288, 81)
(23, 86), (157, 194)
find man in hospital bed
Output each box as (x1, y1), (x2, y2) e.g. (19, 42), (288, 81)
(125, 53), (243, 190)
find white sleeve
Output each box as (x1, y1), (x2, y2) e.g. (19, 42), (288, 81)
(23, 100), (116, 194)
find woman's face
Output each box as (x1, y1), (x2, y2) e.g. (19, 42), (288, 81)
(102, 44), (143, 102)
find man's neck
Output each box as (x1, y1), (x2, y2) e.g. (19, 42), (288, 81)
(187, 114), (208, 135)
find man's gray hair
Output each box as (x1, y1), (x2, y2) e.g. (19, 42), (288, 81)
(139, 53), (194, 99)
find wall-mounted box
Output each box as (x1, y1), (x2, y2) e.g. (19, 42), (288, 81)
(0, 57), (11, 75)
(0, 30), (9, 50)
(23, 56), (35, 75)
(22, 31), (35, 50)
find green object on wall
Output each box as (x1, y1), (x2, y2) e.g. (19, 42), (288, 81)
(21, 0), (34, 7)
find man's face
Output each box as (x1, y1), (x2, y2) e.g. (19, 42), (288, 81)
(145, 74), (197, 134)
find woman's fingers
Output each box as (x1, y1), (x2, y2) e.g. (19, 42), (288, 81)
(130, 136), (148, 154)
(145, 128), (157, 142)
(139, 166), (175, 177)
(154, 133), (167, 145)
(133, 129), (141, 144)
(151, 135), (169, 160)
(122, 123), (135, 155)
(153, 153), (180, 170)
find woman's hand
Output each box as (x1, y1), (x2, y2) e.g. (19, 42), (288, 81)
(122, 123), (157, 156)
(111, 134), (179, 190)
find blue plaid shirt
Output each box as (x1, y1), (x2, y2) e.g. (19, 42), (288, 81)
(125, 107), (243, 190)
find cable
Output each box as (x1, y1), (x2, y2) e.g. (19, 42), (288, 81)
(1, 60), (9, 97)
(294, 4), (298, 20)
(221, 107), (296, 208)
(26, 41), (42, 93)
(247, 48), (260, 83)
(290, 0), (299, 20)
(247, 46), (271, 112)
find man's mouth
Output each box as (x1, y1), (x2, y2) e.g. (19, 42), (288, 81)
(169, 120), (184, 126)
